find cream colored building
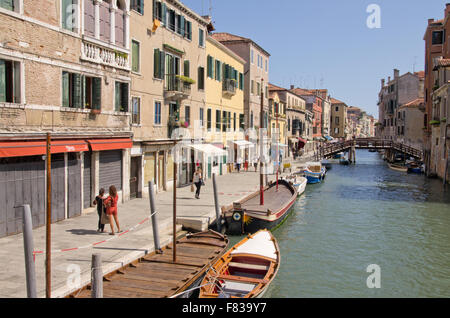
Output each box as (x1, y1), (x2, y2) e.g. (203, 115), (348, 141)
(130, 0), (211, 192)
(204, 35), (246, 177)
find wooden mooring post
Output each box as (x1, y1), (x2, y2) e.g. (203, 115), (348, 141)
(91, 254), (103, 298)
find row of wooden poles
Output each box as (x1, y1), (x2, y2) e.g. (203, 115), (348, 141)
(21, 132), (224, 297)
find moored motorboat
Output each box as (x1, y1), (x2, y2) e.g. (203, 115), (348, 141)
(199, 229), (280, 298)
(303, 162), (326, 184)
(222, 179), (297, 235)
(406, 161), (423, 174)
(388, 163), (408, 172)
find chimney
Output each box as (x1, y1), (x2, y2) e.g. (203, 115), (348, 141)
(446, 4), (450, 18)
(394, 69), (400, 79)
(428, 18), (435, 25)
(388, 76), (391, 83)
(381, 79), (385, 88)
(290, 85), (295, 90)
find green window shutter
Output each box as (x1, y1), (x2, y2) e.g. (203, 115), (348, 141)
(0, 60), (6, 103)
(160, 50), (165, 79)
(239, 73), (243, 90)
(198, 67), (204, 90)
(132, 40), (140, 72)
(161, 3), (166, 25)
(73, 73), (82, 108)
(187, 21), (192, 40)
(92, 77), (101, 110)
(180, 16), (185, 37)
(139, 0), (144, 14)
(154, 49), (159, 78)
(0, 0), (14, 11)
(115, 82), (121, 111)
(184, 60), (190, 77)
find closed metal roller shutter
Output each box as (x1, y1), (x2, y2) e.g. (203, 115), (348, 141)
(51, 154), (66, 223)
(83, 152), (92, 209)
(99, 150), (122, 192)
(67, 154), (81, 218)
(0, 156), (45, 238)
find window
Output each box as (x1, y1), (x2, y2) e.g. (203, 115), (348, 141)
(239, 114), (245, 130)
(335, 106), (339, 112)
(115, 81), (129, 112)
(251, 49), (254, 64)
(239, 73), (244, 90)
(62, 71), (101, 109)
(168, 9), (175, 32)
(432, 30), (444, 45)
(207, 108), (212, 131)
(233, 113), (236, 131)
(256, 82), (260, 96)
(198, 67), (205, 90)
(153, 0), (162, 21)
(132, 97), (140, 124)
(185, 20), (192, 40)
(334, 127), (339, 134)
(222, 111), (227, 132)
(0, 58), (21, 103)
(154, 101), (161, 124)
(265, 59), (268, 72)
(184, 60), (190, 77)
(250, 111), (254, 128)
(0, 0), (15, 11)
(132, 40), (140, 73)
(215, 60), (221, 81)
(199, 108), (204, 127)
(154, 48), (165, 79)
(207, 55), (214, 78)
(185, 105), (190, 125)
(251, 80), (255, 95)
(131, 0), (144, 14)
(216, 110), (221, 132)
(335, 117), (340, 125)
(199, 28), (205, 47)
(62, 0), (78, 32)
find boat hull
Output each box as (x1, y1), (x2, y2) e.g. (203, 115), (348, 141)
(388, 163), (408, 172)
(304, 168), (326, 184)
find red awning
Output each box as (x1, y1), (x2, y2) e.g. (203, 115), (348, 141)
(87, 138), (132, 151)
(0, 140), (89, 158)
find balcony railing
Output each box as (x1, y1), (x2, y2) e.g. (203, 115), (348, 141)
(222, 79), (237, 96)
(164, 74), (191, 101)
(81, 41), (129, 70)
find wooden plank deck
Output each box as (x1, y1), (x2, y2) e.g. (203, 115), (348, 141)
(68, 231), (228, 298)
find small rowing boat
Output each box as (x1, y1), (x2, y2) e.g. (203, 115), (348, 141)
(388, 163), (408, 172)
(199, 229), (279, 298)
(222, 179), (297, 235)
(284, 174), (307, 196)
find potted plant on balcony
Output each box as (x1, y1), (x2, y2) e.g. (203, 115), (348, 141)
(429, 120), (441, 126)
(441, 117), (447, 123)
(182, 121), (190, 128)
(176, 75), (196, 85)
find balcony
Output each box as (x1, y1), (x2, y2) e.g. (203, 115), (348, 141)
(81, 40), (129, 70)
(164, 74), (192, 101)
(222, 79), (237, 97)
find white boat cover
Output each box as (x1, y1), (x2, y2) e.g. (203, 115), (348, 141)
(231, 230), (277, 260)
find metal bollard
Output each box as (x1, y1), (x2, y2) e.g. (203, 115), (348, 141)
(148, 181), (162, 253)
(212, 173), (222, 232)
(22, 204), (37, 298)
(91, 254), (103, 298)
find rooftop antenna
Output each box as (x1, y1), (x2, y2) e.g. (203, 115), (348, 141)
(209, 0), (212, 17)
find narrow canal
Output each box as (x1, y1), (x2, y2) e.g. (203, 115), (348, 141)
(262, 150), (450, 297)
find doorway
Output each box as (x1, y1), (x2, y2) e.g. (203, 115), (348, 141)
(130, 156), (140, 199)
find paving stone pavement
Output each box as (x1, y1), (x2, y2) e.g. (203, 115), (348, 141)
(0, 170), (279, 298)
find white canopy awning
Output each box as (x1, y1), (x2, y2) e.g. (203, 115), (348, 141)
(188, 143), (227, 156)
(229, 140), (255, 148)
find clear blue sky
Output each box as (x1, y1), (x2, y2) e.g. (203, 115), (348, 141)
(181, 0), (447, 118)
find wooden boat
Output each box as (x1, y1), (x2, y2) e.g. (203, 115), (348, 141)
(339, 158), (350, 165)
(199, 229), (279, 298)
(321, 160), (332, 171)
(388, 163), (408, 172)
(222, 179), (297, 235)
(303, 162), (326, 184)
(368, 149), (377, 153)
(284, 174), (307, 196)
(406, 161), (423, 174)
(67, 230), (228, 298)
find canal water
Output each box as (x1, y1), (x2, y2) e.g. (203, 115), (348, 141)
(255, 150), (450, 297)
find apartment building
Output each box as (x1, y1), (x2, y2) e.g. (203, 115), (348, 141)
(377, 69), (424, 141)
(424, 4), (450, 182)
(211, 33), (270, 133)
(268, 91), (287, 160)
(268, 83), (307, 156)
(330, 98), (348, 140)
(205, 35), (246, 177)
(130, 0), (211, 192)
(396, 98), (425, 150)
(0, 0), (132, 238)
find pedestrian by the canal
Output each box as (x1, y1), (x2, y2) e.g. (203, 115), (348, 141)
(93, 188), (106, 232)
(192, 168), (203, 199)
(236, 157), (242, 173)
(253, 155), (258, 172)
(104, 185), (121, 235)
